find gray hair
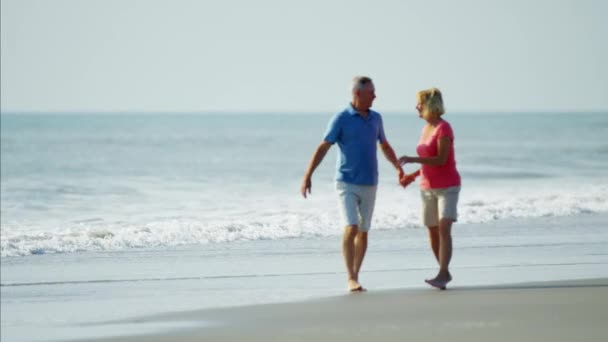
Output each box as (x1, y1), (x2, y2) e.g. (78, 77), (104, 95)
(351, 76), (374, 93)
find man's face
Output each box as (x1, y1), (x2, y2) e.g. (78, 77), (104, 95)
(358, 84), (376, 110)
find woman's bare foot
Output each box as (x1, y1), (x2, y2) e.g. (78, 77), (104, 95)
(425, 271), (452, 290)
(425, 278), (447, 290)
(348, 279), (366, 292)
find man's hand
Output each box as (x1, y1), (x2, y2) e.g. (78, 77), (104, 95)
(399, 172), (418, 188)
(301, 141), (332, 199)
(301, 177), (312, 198)
(397, 168), (405, 186)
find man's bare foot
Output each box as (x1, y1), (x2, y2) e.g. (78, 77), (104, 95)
(348, 279), (366, 292)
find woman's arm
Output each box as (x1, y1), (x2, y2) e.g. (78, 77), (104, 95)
(399, 136), (451, 166)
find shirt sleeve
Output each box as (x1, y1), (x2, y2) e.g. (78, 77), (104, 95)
(436, 121), (454, 140)
(377, 115), (387, 144)
(323, 114), (341, 144)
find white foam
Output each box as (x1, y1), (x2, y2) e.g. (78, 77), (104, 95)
(2, 183), (607, 257)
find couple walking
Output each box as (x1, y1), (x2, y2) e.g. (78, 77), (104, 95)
(301, 76), (461, 292)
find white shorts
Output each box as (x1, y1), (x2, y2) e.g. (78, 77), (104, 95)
(420, 186), (460, 227)
(336, 181), (378, 232)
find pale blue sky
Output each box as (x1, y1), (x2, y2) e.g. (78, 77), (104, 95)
(2, 0), (607, 113)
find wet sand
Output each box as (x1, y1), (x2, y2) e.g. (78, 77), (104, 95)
(86, 278), (608, 342)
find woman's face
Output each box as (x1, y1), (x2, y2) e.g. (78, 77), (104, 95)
(415, 101), (424, 118)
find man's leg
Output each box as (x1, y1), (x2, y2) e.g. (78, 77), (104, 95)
(350, 184), (375, 291)
(353, 230), (368, 278)
(342, 225), (363, 291)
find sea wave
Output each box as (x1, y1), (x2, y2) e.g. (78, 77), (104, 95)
(457, 189), (608, 223)
(2, 186), (607, 257)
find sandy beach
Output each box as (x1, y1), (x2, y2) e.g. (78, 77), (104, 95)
(79, 277), (608, 342)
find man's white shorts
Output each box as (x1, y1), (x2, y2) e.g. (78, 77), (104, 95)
(336, 181), (378, 232)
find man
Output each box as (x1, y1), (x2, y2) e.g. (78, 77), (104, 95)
(300, 76), (404, 292)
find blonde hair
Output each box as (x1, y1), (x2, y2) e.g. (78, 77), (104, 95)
(417, 88), (445, 119)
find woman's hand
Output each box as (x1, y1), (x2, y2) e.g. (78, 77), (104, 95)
(399, 155), (414, 165)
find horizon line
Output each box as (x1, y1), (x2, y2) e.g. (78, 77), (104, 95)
(1, 109), (607, 115)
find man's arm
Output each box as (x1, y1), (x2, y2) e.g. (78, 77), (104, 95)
(301, 141), (332, 198)
(380, 141), (404, 179)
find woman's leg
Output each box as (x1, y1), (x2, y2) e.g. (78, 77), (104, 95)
(435, 218), (453, 282)
(427, 226), (440, 263)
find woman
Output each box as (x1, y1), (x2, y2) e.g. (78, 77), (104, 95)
(399, 88), (461, 290)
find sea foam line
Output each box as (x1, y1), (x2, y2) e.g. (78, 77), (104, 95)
(2, 185), (607, 257)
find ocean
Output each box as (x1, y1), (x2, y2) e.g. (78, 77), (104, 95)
(2, 112), (608, 341)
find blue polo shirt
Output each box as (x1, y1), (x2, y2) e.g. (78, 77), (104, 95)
(323, 104), (387, 186)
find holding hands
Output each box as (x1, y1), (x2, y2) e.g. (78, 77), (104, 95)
(399, 172), (418, 188)
(397, 155), (419, 188)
